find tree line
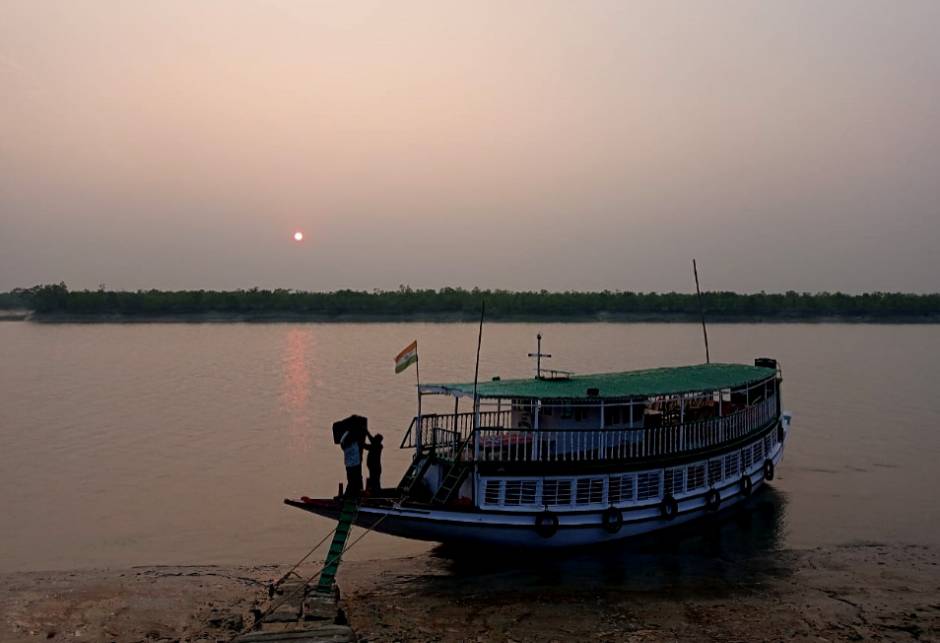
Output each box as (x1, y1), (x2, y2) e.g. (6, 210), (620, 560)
(3, 284), (939, 320)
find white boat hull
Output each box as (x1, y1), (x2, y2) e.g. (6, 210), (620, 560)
(290, 436), (787, 548)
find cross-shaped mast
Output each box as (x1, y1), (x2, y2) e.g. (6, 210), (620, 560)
(527, 333), (552, 379)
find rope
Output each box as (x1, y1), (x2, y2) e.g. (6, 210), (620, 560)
(231, 455), (426, 640)
(269, 526), (337, 592)
(230, 508), (393, 640)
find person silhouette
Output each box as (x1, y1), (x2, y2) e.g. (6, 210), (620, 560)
(364, 433), (383, 493)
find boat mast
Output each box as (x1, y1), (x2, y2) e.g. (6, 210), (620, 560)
(471, 300), (485, 505)
(693, 259), (711, 364)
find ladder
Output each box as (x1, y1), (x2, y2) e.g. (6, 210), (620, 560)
(431, 431), (475, 506)
(431, 461), (470, 505)
(397, 454), (433, 497)
(315, 496), (360, 594)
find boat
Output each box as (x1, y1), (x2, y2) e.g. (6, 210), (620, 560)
(286, 347), (791, 548)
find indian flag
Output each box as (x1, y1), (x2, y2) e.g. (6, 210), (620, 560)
(394, 340), (418, 374)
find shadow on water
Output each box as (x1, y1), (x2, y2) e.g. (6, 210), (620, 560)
(422, 486), (792, 598)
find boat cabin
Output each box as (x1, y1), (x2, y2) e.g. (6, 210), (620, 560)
(399, 361), (782, 509)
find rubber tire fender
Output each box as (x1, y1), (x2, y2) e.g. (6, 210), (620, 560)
(704, 488), (721, 512)
(660, 494), (679, 521)
(534, 511), (559, 538)
(740, 474), (753, 497)
(601, 507), (623, 534)
(777, 421), (785, 444)
(763, 459), (775, 481)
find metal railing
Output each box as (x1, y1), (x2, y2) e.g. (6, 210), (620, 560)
(401, 397), (777, 464)
(400, 409), (512, 451)
(475, 397), (777, 463)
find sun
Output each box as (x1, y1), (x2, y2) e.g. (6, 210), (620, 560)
(293, 231), (304, 242)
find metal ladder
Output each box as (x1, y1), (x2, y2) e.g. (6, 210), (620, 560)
(431, 462), (471, 505)
(397, 454), (433, 496)
(314, 496), (360, 594)
(431, 432), (475, 506)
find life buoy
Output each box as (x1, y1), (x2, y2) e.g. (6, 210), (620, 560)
(704, 488), (721, 512)
(535, 511), (559, 538)
(763, 459), (775, 481)
(660, 494), (679, 520)
(740, 474), (753, 496)
(601, 507), (623, 534)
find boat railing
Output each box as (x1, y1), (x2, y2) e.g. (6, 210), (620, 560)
(473, 397), (777, 463)
(402, 396), (777, 463)
(399, 409), (512, 452)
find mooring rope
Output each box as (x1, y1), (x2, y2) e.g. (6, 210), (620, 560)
(269, 525), (338, 592)
(229, 507), (393, 641)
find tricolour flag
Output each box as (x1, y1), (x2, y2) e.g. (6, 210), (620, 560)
(394, 340), (418, 374)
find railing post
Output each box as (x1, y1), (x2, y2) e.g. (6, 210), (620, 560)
(532, 400), (541, 461)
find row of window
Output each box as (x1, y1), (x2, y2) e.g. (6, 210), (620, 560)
(480, 434), (776, 508)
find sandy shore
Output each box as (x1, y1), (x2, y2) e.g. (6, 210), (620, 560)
(2, 543), (939, 642)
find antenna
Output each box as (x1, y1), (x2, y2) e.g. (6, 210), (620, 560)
(693, 259), (711, 364)
(528, 333), (552, 379)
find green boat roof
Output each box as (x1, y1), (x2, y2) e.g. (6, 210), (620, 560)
(421, 363), (776, 400)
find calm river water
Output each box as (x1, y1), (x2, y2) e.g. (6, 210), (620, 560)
(1, 321), (938, 573)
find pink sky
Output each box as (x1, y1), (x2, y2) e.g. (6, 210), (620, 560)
(1, 1), (938, 292)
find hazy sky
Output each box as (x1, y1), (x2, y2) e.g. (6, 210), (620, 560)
(1, 1), (938, 293)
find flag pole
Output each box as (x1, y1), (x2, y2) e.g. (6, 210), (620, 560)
(415, 344), (422, 453)
(415, 345), (422, 418)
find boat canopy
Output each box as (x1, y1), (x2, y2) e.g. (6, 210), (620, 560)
(420, 363), (776, 400)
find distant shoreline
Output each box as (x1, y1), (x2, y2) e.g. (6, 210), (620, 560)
(6, 285), (940, 323)
(20, 311), (940, 323)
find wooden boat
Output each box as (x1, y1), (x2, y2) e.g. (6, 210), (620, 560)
(286, 357), (791, 548)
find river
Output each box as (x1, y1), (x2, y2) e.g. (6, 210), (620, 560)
(1, 321), (938, 572)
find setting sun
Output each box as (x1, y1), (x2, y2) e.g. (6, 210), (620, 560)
(293, 231), (304, 242)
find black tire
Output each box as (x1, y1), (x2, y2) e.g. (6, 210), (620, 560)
(601, 507), (623, 534)
(763, 459), (775, 481)
(704, 488), (721, 512)
(777, 421), (785, 444)
(535, 511), (559, 538)
(660, 494), (679, 521)
(740, 475), (753, 497)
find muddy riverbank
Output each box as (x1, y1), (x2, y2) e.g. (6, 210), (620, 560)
(2, 543), (938, 642)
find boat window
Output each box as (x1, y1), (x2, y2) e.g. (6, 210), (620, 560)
(483, 480), (502, 505)
(687, 464), (706, 491)
(724, 453), (740, 478)
(742, 446), (753, 471)
(664, 468), (685, 496)
(575, 478), (604, 505)
(708, 459), (723, 486)
(636, 472), (662, 501)
(752, 440), (764, 463)
(504, 480), (538, 506)
(542, 479), (572, 506)
(608, 474), (635, 503)
(764, 435), (774, 455)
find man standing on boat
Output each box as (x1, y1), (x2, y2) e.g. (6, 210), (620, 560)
(333, 415), (367, 497)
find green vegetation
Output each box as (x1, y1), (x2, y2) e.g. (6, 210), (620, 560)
(3, 284), (939, 320)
